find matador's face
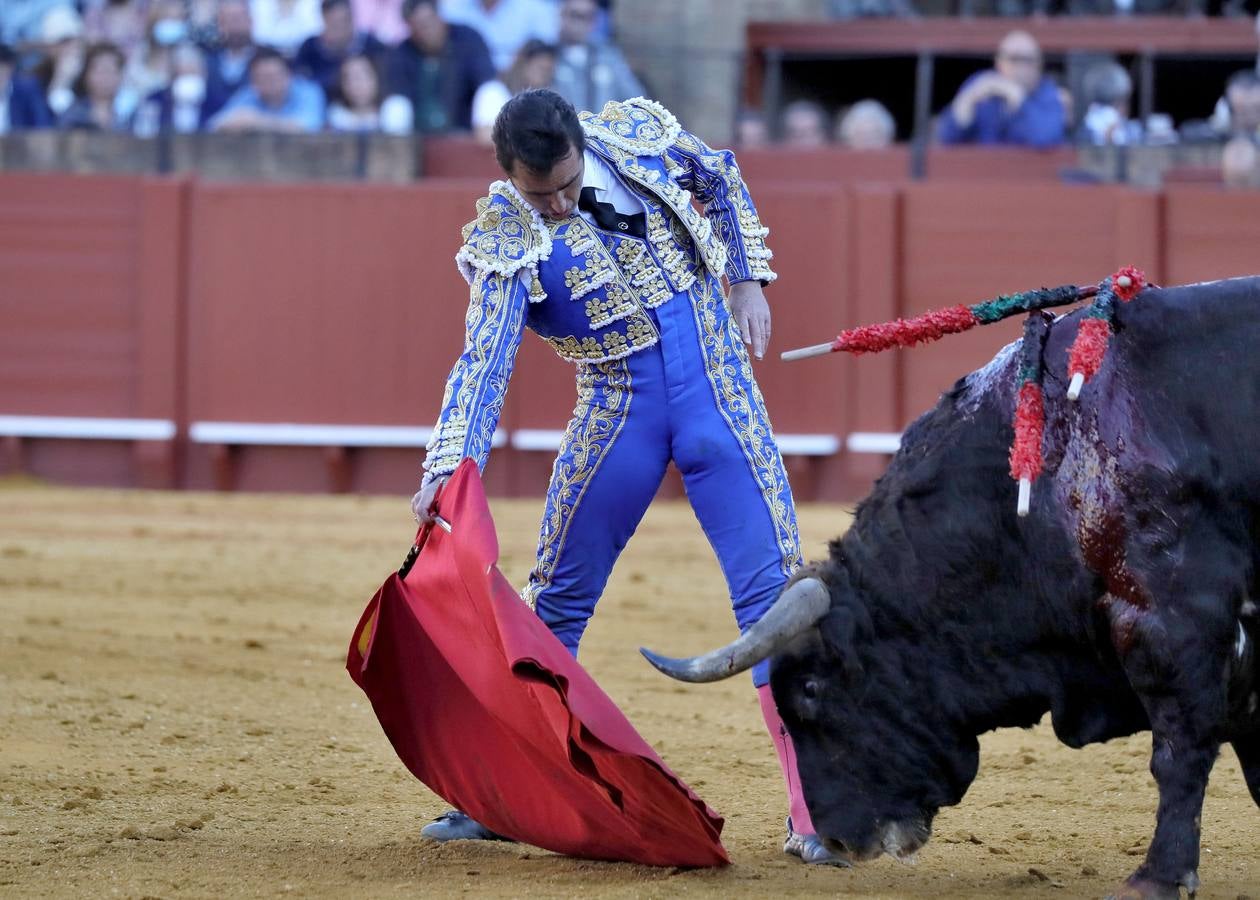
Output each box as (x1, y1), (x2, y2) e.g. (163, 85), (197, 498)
(508, 144), (585, 221)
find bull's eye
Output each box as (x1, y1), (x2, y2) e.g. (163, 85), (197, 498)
(802, 679), (820, 700)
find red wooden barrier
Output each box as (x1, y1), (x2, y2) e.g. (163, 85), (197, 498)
(1, 171), (1256, 500)
(0, 174), (185, 486)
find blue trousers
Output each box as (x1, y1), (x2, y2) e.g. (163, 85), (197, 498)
(522, 276), (802, 686)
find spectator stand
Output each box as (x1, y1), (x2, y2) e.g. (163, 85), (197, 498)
(746, 17), (1257, 177)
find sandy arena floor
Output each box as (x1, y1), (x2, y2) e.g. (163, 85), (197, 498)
(0, 482), (1256, 899)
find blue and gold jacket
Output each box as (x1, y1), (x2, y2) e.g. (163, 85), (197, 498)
(423, 97), (777, 483)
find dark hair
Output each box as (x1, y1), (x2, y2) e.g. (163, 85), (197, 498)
(321, 0), (350, 12)
(248, 46), (289, 74)
(72, 42), (125, 99)
(401, 0), (437, 18)
(492, 88), (584, 174)
(502, 39), (556, 94)
(332, 53), (382, 109)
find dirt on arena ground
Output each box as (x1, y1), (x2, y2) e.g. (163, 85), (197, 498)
(1, 480), (1256, 899)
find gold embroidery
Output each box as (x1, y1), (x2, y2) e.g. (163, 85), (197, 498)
(543, 309), (659, 363)
(579, 97), (681, 157)
(521, 359), (633, 610)
(456, 181), (553, 288)
(614, 239), (672, 307)
(423, 270), (525, 480)
(689, 276), (801, 575)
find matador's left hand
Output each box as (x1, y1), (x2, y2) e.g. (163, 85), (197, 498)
(729, 280), (771, 360)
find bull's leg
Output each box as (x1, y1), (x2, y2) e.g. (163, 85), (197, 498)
(1107, 592), (1238, 897)
(1231, 734), (1260, 808)
(1100, 506), (1250, 898)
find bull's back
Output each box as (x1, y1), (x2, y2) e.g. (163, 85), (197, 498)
(1051, 275), (1260, 498)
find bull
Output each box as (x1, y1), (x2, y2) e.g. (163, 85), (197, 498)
(643, 276), (1260, 898)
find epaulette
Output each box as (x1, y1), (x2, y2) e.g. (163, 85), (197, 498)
(455, 180), (552, 300)
(580, 97), (682, 157)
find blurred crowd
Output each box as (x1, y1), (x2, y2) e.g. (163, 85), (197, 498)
(734, 17), (1260, 185)
(0, 0), (641, 138)
(2, 1), (1258, 184)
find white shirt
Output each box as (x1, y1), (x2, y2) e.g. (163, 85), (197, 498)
(579, 149), (642, 225)
(251, 0), (322, 56)
(471, 79), (511, 131)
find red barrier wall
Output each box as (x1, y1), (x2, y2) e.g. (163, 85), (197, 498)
(1, 172), (1255, 500)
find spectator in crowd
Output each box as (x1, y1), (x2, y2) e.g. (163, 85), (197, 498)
(735, 107), (769, 149)
(551, 0), (644, 114)
(1, 0), (68, 47)
(385, 0), (494, 133)
(83, 0), (147, 57)
(251, 0), (322, 58)
(327, 52), (412, 132)
(121, 0), (193, 120)
(1079, 60), (1142, 145)
(1222, 134), (1258, 188)
(1212, 69), (1260, 141)
(186, 0), (220, 44)
(439, 0), (558, 72)
(202, 0), (257, 121)
(131, 40), (210, 136)
(836, 99), (895, 149)
(58, 40), (129, 130)
(827, 0), (917, 18)
(780, 98), (829, 148)
(0, 41), (54, 129)
(209, 45), (324, 132)
(471, 37), (555, 141)
(350, 0), (408, 45)
(295, 0), (384, 99)
(32, 5), (87, 118)
(938, 30), (1065, 148)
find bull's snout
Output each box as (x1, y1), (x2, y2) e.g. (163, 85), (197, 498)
(818, 818), (930, 865)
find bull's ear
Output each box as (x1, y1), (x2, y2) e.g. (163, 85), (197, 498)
(819, 607), (864, 684)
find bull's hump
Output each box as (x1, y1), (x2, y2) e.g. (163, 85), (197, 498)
(955, 339), (1020, 417)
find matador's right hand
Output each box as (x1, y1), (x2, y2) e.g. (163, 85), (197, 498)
(411, 476), (450, 525)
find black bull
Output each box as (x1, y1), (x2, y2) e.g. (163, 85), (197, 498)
(644, 276), (1260, 898)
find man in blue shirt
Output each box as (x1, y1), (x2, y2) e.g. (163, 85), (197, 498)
(210, 47), (326, 132)
(938, 30), (1065, 148)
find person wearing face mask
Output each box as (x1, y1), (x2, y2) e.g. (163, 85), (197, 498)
(410, 90), (840, 867)
(120, 1), (191, 120)
(131, 41), (210, 136)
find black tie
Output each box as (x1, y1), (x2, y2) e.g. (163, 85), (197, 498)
(578, 186), (646, 239)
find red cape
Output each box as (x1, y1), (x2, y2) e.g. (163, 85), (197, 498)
(346, 460), (729, 867)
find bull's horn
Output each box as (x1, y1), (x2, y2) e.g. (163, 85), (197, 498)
(639, 577), (831, 682)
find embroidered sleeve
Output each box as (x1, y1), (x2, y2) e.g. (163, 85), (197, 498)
(455, 181), (552, 301)
(421, 269), (529, 486)
(665, 130), (777, 286)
